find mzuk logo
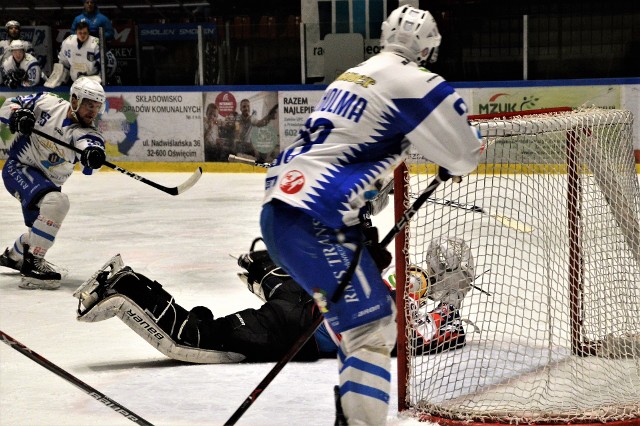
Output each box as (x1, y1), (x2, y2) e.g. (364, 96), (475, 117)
(478, 92), (539, 114)
(280, 170), (305, 194)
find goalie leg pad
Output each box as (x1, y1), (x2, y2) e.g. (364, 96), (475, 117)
(115, 297), (245, 364)
(43, 63), (69, 88)
(75, 256), (245, 363)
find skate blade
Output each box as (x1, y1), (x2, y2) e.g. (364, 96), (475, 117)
(19, 277), (61, 290)
(72, 254), (125, 300)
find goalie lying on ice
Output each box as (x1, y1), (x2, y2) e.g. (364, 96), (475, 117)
(73, 237), (476, 364)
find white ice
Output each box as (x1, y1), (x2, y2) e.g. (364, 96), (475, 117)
(0, 171), (431, 426)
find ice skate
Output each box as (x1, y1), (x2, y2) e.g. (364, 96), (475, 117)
(0, 248), (22, 272)
(73, 254), (126, 310)
(19, 247), (62, 290)
(2, 247), (69, 278)
(334, 385), (347, 426)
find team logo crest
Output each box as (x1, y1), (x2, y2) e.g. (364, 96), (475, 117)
(280, 170), (305, 194)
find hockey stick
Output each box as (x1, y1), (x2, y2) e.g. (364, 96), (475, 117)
(0, 329), (154, 426)
(223, 174), (444, 426)
(228, 154), (272, 168)
(426, 197), (534, 233)
(32, 128), (203, 196)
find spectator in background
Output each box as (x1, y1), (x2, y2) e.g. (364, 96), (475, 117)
(0, 21), (34, 65)
(71, 0), (114, 42)
(1, 40), (42, 88)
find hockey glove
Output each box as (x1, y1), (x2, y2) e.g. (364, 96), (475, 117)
(9, 108), (35, 136)
(437, 166), (463, 183)
(6, 76), (20, 89)
(81, 146), (106, 169)
(363, 225), (392, 272)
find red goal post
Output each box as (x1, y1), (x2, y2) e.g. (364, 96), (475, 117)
(394, 107), (640, 425)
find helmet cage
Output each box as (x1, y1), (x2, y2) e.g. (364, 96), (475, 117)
(381, 6), (442, 66)
(426, 237), (474, 278)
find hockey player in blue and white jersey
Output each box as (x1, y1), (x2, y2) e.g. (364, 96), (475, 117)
(0, 40), (42, 88)
(260, 5), (482, 425)
(0, 20), (34, 65)
(45, 21), (101, 88)
(0, 77), (107, 290)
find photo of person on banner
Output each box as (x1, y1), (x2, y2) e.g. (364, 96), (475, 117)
(233, 97), (278, 162)
(202, 91), (279, 163)
(203, 102), (229, 162)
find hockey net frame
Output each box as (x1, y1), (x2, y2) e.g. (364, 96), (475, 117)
(394, 107), (640, 425)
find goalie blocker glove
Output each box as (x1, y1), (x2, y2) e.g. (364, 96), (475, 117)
(81, 146), (106, 169)
(9, 108), (35, 136)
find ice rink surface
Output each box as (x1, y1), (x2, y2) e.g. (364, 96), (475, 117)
(0, 171), (428, 426)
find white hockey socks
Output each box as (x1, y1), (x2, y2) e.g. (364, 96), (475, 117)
(28, 192), (69, 258)
(337, 311), (397, 425)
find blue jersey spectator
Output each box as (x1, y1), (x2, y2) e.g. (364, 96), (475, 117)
(70, 0), (114, 41)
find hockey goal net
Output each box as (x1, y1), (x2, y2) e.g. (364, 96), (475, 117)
(394, 107), (640, 425)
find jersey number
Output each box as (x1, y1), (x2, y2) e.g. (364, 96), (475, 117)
(38, 111), (51, 126)
(273, 117), (334, 166)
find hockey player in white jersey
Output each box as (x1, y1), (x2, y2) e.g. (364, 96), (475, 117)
(1, 40), (42, 88)
(46, 21), (101, 88)
(0, 77), (107, 290)
(260, 5), (482, 425)
(0, 20), (34, 65)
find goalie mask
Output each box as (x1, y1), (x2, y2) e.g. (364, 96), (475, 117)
(381, 6), (442, 67)
(425, 236), (474, 308)
(70, 77), (106, 115)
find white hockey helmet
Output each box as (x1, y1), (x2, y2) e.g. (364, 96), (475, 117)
(9, 40), (27, 51)
(426, 236), (474, 277)
(5, 20), (20, 30)
(381, 6), (442, 66)
(70, 77), (106, 114)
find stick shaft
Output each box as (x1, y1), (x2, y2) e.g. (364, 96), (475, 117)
(32, 128), (202, 196)
(0, 330), (154, 426)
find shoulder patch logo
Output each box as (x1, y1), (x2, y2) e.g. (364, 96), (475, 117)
(280, 170), (305, 194)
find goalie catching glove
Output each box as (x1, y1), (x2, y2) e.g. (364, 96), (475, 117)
(237, 237), (291, 302)
(9, 108), (35, 136)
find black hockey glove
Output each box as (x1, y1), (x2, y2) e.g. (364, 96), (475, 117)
(12, 68), (26, 82)
(6, 76), (19, 89)
(9, 108), (35, 136)
(81, 146), (106, 169)
(437, 166), (462, 183)
(362, 225), (392, 273)
(238, 248), (286, 285)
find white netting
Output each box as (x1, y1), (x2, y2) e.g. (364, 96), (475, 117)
(397, 107), (640, 424)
